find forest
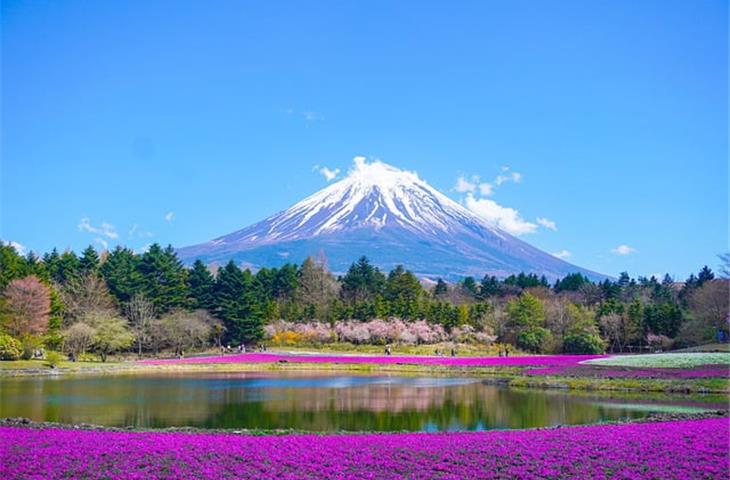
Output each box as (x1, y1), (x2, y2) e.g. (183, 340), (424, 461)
(0, 242), (727, 360)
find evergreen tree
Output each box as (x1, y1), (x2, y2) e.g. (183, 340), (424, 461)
(274, 264), (299, 299)
(554, 273), (589, 292)
(214, 261), (263, 345)
(433, 278), (448, 296)
(384, 265), (423, 318)
(188, 260), (215, 310)
(100, 246), (142, 303)
(56, 250), (82, 284)
(137, 244), (188, 314)
(341, 256), (386, 303)
(0, 243), (29, 290)
(507, 292), (550, 352)
(460, 276), (479, 297)
(697, 266), (715, 286)
(79, 245), (100, 273)
(479, 275), (500, 298)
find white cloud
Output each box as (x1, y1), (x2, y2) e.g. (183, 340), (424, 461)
(78, 217), (118, 239)
(313, 165), (341, 181)
(165, 212), (175, 223)
(128, 224), (154, 238)
(2, 239), (26, 255)
(611, 244), (636, 255)
(454, 175), (477, 193)
(478, 183), (494, 196)
(93, 238), (108, 250)
(134, 243), (153, 254)
(536, 217), (557, 231)
(495, 170), (522, 186)
(552, 249), (571, 259)
(464, 193), (537, 235)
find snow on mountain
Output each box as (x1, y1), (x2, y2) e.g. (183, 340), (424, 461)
(177, 159), (606, 281)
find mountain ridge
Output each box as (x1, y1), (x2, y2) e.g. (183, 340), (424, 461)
(177, 159), (607, 281)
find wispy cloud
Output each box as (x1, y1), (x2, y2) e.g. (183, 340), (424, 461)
(611, 244), (636, 255)
(552, 249), (571, 259)
(454, 175), (493, 196)
(78, 217), (118, 239)
(464, 193), (537, 236)
(93, 238), (109, 250)
(454, 175), (477, 193)
(494, 167), (522, 186)
(165, 212), (175, 223)
(128, 224), (154, 238)
(536, 217), (557, 231)
(313, 165), (340, 181)
(2, 239), (26, 255)
(478, 183), (494, 196)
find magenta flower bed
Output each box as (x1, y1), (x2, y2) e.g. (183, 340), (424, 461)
(526, 364), (730, 378)
(140, 352), (606, 368)
(1, 418), (727, 479)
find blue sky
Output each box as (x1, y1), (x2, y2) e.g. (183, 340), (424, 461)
(1, 0), (727, 279)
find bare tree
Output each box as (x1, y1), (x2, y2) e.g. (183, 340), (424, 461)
(154, 310), (212, 357)
(59, 274), (116, 324)
(682, 280), (730, 344)
(62, 322), (96, 360)
(124, 294), (155, 357)
(2, 276), (50, 338)
(599, 313), (624, 353)
(297, 256), (339, 319)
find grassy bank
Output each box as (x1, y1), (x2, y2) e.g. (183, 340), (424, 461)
(2, 356), (728, 394)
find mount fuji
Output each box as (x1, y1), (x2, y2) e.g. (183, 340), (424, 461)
(178, 159), (605, 281)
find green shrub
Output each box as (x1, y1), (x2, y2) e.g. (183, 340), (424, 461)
(0, 334), (23, 360)
(45, 351), (63, 368)
(20, 335), (44, 360)
(517, 327), (552, 353)
(563, 331), (606, 354)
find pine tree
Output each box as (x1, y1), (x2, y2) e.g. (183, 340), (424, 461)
(341, 256), (385, 303)
(56, 251), (82, 284)
(433, 278), (448, 296)
(137, 244), (189, 314)
(0, 243), (29, 290)
(188, 260), (215, 310)
(100, 246), (142, 303)
(79, 245), (100, 273)
(697, 266), (715, 286)
(214, 261), (263, 345)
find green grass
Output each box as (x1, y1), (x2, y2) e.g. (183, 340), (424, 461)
(506, 374), (729, 394)
(673, 343), (730, 353)
(584, 352), (730, 369)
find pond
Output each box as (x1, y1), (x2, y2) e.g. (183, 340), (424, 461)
(0, 372), (723, 432)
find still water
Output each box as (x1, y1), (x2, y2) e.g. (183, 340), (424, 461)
(0, 373), (722, 431)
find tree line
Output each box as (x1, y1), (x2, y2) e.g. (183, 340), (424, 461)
(0, 242), (727, 360)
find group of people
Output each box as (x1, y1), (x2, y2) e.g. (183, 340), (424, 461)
(433, 348), (458, 357)
(219, 344), (268, 354)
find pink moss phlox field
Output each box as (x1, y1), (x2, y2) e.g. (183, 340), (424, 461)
(526, 364), (730, 378)
(140, 352), (606, 368)
(2, 418), (728, 479)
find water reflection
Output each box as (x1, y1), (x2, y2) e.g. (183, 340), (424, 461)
(0, 373), (723, 431)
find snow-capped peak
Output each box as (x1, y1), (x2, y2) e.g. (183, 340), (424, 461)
(217, 157), (503, 244)
(178, 157), (607, 281)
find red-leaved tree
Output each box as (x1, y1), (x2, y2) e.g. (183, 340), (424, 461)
(2, 276), (51, 338)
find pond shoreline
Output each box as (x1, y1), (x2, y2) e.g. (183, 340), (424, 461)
(2, 410), (727, 436)
(2, 359), (729, 394)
